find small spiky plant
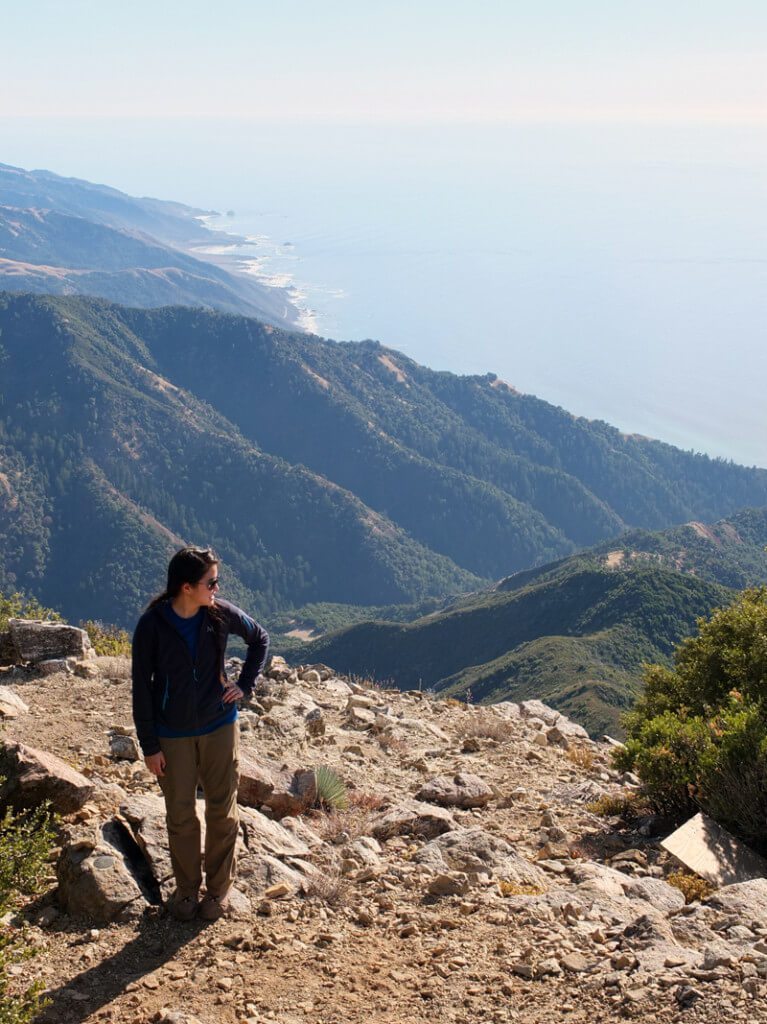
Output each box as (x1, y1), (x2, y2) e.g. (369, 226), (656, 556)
(314, 766), (349, 811)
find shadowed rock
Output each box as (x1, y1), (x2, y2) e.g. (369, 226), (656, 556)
(0, 741), (94, 813)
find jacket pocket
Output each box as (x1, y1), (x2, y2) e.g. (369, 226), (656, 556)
(162, 675), (170, 711)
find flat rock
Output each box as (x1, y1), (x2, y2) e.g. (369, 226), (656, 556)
(519, 700), (562, 726)
(345, 706), (377, 730)
(427, 872), (470, 897)
(622, 876), (686, 913)
(416, 772), (493, 809)
(0, 741), (94, 813)
(239, 805), (312, 859)
(7, 618), (92, 664)
(662, 812), (767, 887)
(371, 799), (456, 840)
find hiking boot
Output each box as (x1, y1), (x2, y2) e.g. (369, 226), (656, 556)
(168, 892), (199, 921)
(199, 891), (230, 921)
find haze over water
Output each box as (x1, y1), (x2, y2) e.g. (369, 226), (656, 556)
(4, 115), (767, 467)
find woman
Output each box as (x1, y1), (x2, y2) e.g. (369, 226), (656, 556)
(132, 546), (269, 921)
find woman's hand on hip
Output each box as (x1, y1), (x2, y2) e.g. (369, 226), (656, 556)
(222, 683), (244, 704)
(145, 751), (166, 778)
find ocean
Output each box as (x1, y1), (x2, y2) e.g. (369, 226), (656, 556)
(4, 118), (767, 466)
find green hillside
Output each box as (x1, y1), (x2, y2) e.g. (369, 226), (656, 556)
(2, 291), (767, 648)
(299, 561), (735, 737)
(293, 507), (767, 735)
(0, 293), (478, 625)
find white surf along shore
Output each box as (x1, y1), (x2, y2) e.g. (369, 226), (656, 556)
(191, 213), (338, 335)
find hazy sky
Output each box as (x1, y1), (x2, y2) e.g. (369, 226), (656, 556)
(3, 1), (766, 123)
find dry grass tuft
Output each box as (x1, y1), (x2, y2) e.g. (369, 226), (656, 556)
(304, 867), (352, 908)
(94, 655), (131, 679)
(498, 880), (545, 897)
(457, 715), (515, 744)
(566, 745), (596, 771)
(585, 792), (651, 820)
(313, 792), (383, 844)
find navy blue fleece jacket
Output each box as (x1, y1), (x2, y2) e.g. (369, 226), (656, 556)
(131, 597), (269, 757)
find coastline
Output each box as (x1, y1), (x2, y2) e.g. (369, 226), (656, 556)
(188, 213), (322, 335)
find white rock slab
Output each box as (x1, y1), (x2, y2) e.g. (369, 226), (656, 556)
(661, 812), (767, 887)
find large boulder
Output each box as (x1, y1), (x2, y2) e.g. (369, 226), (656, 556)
(0, 742), (94, 814)
(416, 772), (493, 809)
(57, 821), (150, 924)
(415, 828), (546, 887)
(6, 619), (92, 664)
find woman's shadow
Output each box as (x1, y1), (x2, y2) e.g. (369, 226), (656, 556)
(36, 905), (208, 1024)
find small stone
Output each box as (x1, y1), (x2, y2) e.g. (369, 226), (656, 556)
(263, 882), (292, 899)
(624, 987), (647, 1004)
(216, 977), (234, 992)
(560, 953), (589, 973)
(511, 962), (534, 979)
(37, 906), (59, 928)
(675, 985), (703, 1007)
(664, 956), (688, 968)
(612, 953), (638, 970)
(109, 734), (139, 761)
(537, 958), (562, 976)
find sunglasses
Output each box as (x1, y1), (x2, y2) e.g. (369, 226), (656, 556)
(202, 577), (220, 590)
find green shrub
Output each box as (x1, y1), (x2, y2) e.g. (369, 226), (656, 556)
(80, 619), (131, 657)
(0, 593), (61, 633)
(0, 785), (56, 1023)
(617, 588), (767, 848)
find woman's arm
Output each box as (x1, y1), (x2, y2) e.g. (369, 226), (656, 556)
(131, 614), (161, 758)
(224, 604), (270, 695)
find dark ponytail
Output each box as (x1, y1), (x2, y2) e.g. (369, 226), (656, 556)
(147, 546), (220, 611)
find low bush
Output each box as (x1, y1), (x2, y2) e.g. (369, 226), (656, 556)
(81, 620), (131, 657)
(0, 786), (56, 1023)
(457, 716), (515, 744)
(498, 880), (544, 897)
(615, 589), (767, 850)
(665, 869), (713, 904)
(566, 745), (596, 771)
(585, 792), (651, 820)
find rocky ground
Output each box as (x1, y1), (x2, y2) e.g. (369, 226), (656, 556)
(1, 648), (766, 1024)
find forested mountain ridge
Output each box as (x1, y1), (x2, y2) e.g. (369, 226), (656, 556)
(2, 292), (767, 637)
(0, 163), (298, 325)
(0, 293), (479, 624)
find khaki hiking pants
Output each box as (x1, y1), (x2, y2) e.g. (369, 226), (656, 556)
(158, 723), (240, 899)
